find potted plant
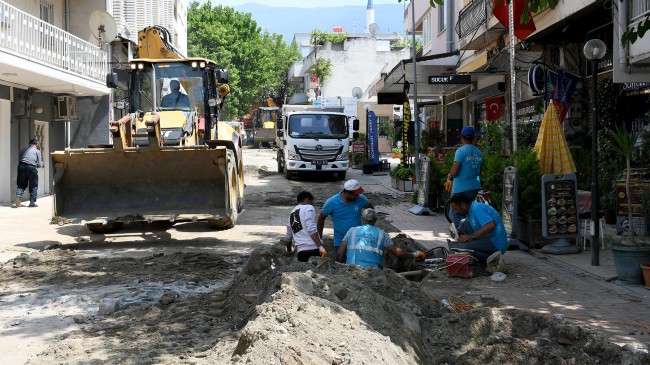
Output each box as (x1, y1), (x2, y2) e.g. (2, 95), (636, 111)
(607, 126), (650, 284)
(390, 165), (414, 192)
(391, 147), (402, 159)
(350, 152), (366, 169)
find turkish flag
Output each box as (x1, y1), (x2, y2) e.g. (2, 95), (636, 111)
(492, 0), (536, 41)
(485, 97), (503, 121)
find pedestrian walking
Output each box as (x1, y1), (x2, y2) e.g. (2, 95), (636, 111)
(15, 138), (44, 208)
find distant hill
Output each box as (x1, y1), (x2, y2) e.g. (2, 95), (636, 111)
(232, 3), (405, 42)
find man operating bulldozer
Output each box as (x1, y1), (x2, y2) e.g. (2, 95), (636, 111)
(161, 79), (190, 109)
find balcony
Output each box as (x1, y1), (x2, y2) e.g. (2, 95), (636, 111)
(0, 1), (108, 95)
(456, 0), (504, 50)
(630, 0), (650, 22)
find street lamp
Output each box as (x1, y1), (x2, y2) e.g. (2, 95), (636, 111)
(583, 38), (606, 266)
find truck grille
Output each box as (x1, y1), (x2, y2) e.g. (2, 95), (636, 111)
(295, 145), (343, 161)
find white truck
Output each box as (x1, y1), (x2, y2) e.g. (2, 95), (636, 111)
(276, 104), (359, 180)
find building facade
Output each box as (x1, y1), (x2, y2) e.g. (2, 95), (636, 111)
(0, 0), (187, 204)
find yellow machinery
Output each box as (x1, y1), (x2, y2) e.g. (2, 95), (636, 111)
(250, 98), (280, 147)
(51, 26), (244, 232)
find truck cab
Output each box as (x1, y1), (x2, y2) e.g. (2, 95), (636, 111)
(276, 105), (359, 180)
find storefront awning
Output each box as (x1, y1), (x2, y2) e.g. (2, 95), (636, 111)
(371, 51), (468, 99)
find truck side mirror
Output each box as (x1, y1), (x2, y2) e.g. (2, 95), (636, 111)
(277, 130), (284, 138)
(106, 73), (118, 88)
(352, 132), (359, 139)
(352, 118), (360, 131)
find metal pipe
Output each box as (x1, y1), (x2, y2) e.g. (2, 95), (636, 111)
(591, 58), (600, 266)
(508, 0), (517, 152)
(446, 0), (454, 53)
(618, 0), (630, 73)
(411, 0), (420, 180)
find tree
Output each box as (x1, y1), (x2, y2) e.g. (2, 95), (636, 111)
(187, 2), (300, 119)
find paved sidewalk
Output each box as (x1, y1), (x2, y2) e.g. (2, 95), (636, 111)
(348, 158), (649, 350)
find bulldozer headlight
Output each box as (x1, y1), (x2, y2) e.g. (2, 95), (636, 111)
(130, 63), (137, 70)
(137, 63), (144, 70)
(191, 61), (198, 69)
(199, 61), (206, 68)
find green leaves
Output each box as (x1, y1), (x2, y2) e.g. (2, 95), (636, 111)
(187, 2), (300, 119)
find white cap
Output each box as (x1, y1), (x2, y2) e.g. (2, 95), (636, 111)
(343, 179), (364, 194)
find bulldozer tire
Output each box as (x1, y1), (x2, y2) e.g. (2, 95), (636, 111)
(87, 222), (124, 233)
(208, 154), (238, 230)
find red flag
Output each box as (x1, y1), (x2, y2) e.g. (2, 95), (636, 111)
(492, 0), (536, 41)
(485, 97), (503, 121)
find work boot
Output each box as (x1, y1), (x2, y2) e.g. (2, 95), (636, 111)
(29, 203), (38, 208)
(14, 196), (21, 207)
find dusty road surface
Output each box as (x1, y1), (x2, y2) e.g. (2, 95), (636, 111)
(1, 147), (649, 364)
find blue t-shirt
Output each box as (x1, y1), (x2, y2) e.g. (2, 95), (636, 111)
(466, 201), (508, 253)
(321, 192), (370, 247)
(452, 144), (483, 194)
(343, 224), (393, 269)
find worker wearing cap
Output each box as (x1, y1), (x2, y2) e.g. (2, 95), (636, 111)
(446, 126), (483, 229)
(338, 208), (426, 268)
(15, 138), (44, 208)
(317, 179), (373, 259)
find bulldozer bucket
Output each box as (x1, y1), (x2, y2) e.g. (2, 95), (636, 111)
(51, 146), (236, 225)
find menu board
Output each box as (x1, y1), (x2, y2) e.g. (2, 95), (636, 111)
(501, 167), (518, 236)
(541, 174), (579, 239)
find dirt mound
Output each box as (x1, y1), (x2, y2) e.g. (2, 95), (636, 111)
(11, 245), (649, 364)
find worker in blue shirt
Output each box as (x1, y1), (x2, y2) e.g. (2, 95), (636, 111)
(448, 194), (507, 263)
(317, 179), (372, 258)
(445, 126), (483, 228)
(15, 138), (44, 207)
(338, 208), (425, 268)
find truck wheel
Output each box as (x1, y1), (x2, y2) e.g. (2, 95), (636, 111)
(277, 152), (284, 173)
(283, 164), (292, 180)
(338, 171), (347, 180)
(87, 222), (123, 233)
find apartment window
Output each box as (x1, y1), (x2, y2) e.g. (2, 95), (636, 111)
(40, 0), (54, 25)
(422, 13), (431, 47)
(438, 3), (446, 32)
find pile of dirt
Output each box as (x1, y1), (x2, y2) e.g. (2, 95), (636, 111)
(5, 245), (648, 364)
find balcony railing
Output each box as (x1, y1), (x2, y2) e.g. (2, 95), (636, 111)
(0, 1), (106, 83)
(630, 0), (650, 22)
(456, 0), (488, 39)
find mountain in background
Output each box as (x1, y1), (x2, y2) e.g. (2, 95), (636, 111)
(232, 3), (405, 42)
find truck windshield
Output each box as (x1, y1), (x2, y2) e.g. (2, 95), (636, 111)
(288, 114), (347, 139)
(155, 63), (204, 112)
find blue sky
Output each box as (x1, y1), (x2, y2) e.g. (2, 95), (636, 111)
(196, 0), (399, 7)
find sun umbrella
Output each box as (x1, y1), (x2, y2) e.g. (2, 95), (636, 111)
(533, 100), (576, 174)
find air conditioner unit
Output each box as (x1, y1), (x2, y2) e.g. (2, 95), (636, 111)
(57, 96), (77, 119)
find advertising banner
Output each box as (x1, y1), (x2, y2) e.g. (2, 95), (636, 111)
(541, 173), (579, 239)
(367, 111), (380, 165)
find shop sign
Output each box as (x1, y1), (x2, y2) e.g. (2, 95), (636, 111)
(428, 74), (471, 84)
(516, 97), (544, 124)
(616, 180), (650, 216)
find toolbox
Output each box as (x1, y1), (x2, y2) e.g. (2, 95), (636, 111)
(446, 253), (476, 278)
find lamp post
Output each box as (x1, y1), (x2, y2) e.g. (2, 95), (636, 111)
(583, 39), (606, 266)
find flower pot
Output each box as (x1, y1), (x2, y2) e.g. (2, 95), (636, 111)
(391, 177), (413, 192)
(610, 245), (650, 285)
(642, 263), (650, 289)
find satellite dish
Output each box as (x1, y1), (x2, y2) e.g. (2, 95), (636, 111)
(89, 10), (117, 45)
(369, 23), (379, 37)
(352, 87), (363, 99)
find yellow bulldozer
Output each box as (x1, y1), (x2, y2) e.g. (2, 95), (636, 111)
(51, 26), (244, 233)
